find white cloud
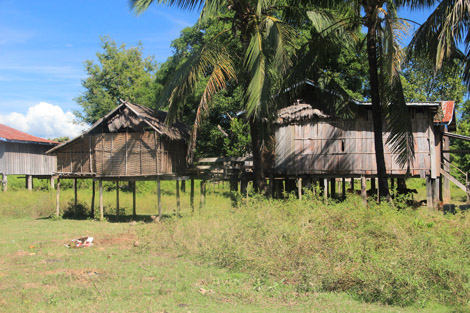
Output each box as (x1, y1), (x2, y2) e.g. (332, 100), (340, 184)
(0, 102), (87, 140)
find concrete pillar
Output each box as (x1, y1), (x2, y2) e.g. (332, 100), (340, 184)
(50, 176), (54, 190)
(27, 175), (33, 191)
(2, 174), (7, 192)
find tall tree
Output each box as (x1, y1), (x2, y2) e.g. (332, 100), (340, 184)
(75, 36), (158, 124)
(130, 0), (295, 193)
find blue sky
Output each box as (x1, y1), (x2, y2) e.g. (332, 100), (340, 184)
(0, 1), (434, 138)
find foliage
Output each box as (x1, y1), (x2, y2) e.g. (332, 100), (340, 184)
(74, 36), (158, 124)
(223, 117), (251, 157)
(401, 56), (465, 104)
(49, 136), (70, 143)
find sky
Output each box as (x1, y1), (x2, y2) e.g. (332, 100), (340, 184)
(0, 1), (433, 140)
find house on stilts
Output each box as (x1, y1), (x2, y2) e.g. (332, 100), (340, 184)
(47, 100), (189, 219)
(0, 124), (58, 191)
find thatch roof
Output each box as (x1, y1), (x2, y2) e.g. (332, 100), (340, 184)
(276, 103), (330, 125)
(48, 100), (189, 154)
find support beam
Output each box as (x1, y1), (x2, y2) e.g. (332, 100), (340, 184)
(176, 180), (180, 216)
(269, 174), (274, 198)
(50, 176), (54, 190)
(91, 180), (95, 219)
(99, 179), (103, 221)
(190, 179), (195, 213)
(298, 178), (302, 200)
(116, 181), (120, 221)
(56, 178), (60, 216)
(433, 177), (440, 209)
(157, 178), (162, 220)
(442, 135), (451, 203)
(200, 180), (206, 209)
(361, 175), (367, 204)
(241, 178), (248, 198)
(2, 174), (7, 192)
(426, 177), (433, 209)
(133, 181), (136, 217)
(323, 178), (328, 203)
(330, 178), (336, 198)
(27, 175), (32, 191)
(74, 178), (78, 209)
(181, 180), (186, 193)
(350, 178), (355, 192)
(342, 178), (346, 199)
(371, 177), (376, 192)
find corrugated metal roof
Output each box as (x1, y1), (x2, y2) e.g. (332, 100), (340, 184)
(0, 124), (57, 145)
(434, 101), (455, 124)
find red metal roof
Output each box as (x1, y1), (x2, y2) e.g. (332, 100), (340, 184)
(434, 101), (455, 124)
(0, 124), (57, 144)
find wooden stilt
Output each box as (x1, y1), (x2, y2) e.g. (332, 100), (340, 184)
(2, 174), (7, 192)
(298, 177), (302, 200)
(27, 175), (32, 191)
(342, 178), (346, 199)
(181, 180), (186, 193)
(241, 178), (248, 197)
(312, 179), (316, 196)
(176, 180), (180, 216)
(350, 178), (355, 192)
(56, 178), (60, 216)
(200, 180), (206, 209)
(157, 178), (162, 220)
(361, 175), (367, 204)
(50, 176), (54, 190)
(371, 177), (376, 192)
(91, 180), (95, 219)
(442, 135), (451, 202)
(433, 177), (440, 209)
(133, 181), (136, 217)
(330, 178), (336, 198)
(74, 178), (78, 209)
(116, 181), (120, 221)
(324, 178), (328, 203)
(426, 177), (433, 209)
(190, 179), (195, 212)
(99, 179), (103, 221)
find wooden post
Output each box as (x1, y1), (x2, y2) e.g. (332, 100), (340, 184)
(27, 175), (32, 191)
(298, 177), (302, 200)
(426, 176), (433, 209)
(323, 178), (328, 203)
(350, 178), (355, 192)
(312, 179), (316, 196)
(433, 177), (440, 208)
(56, 178), (60, 216)
(181, 180), (186, 193)
(442, 135), (451, 202)
(390, 177), (395, 190)
(371, 177), (376, 192)
(157, 178), (162, 220)
(116, 181), (120, 220)
(74, 178), (78, 209)
(190, 179), (195, 212)
(2, 174), (7, 192)
(133, 181), (136, 217)
(50, 176), (54, 190)
(176, 180), (180, 216)
(342, 178), (346, 199)
(200, 180), (206, 209)
(269, 174), (274, 198)
(91, 180), (95, 219)
(361, 175), (367, 204)
(330, 178), (336, 198)
(99, 179), (103, 221)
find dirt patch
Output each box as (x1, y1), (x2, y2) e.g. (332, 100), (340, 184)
(43, 268), (103, 284)
(93, 232), (137, 249)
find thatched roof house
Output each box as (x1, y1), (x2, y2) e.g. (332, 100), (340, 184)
(48, 100), (189, 178)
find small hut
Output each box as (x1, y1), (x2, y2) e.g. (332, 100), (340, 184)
(48, 100), (189, 178)
(0, 124), (58, 191)
(47, 100), (189, 219)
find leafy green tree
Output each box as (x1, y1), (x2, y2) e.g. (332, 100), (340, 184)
(75, 36), (158, 124)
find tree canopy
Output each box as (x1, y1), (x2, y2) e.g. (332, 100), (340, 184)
(75, 36), (158, 124)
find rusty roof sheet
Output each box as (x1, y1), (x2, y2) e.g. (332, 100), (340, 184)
(434, 101), (455, 124)
(0, 124), (57, 145)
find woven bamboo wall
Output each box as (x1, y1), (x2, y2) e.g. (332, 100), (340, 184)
(56, 131), (186, 176)
(275, 109), (433, 177)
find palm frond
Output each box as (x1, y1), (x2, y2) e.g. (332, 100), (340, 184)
(129, 0), (206, 13)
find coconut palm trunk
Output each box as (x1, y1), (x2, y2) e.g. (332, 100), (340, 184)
(365, 4), (390, 200)
(249, 120), (267, 193)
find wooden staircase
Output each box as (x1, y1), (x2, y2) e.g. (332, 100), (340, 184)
(441, 161), (470, 202)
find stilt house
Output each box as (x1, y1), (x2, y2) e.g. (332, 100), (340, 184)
(47, 101), (189, 178)
(0, 124), (57, 190)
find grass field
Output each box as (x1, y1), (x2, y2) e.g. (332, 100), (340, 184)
(0, 176), (469, 312)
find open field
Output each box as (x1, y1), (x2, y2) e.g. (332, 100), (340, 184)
(1, 177), (469, 312)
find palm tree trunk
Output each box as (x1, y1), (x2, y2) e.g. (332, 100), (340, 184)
(250, 119), (268, 194)
(366, 19), (390, 201)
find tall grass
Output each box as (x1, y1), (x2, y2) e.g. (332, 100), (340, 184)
(139, 194), (470, 309)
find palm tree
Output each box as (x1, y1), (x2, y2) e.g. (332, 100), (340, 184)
(130, 0), (295, 193)
(305, 1), (415, 201)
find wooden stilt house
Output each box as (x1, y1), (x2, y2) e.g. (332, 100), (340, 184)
(0, 124), (58, 191)
(47, 100), (189, 178)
